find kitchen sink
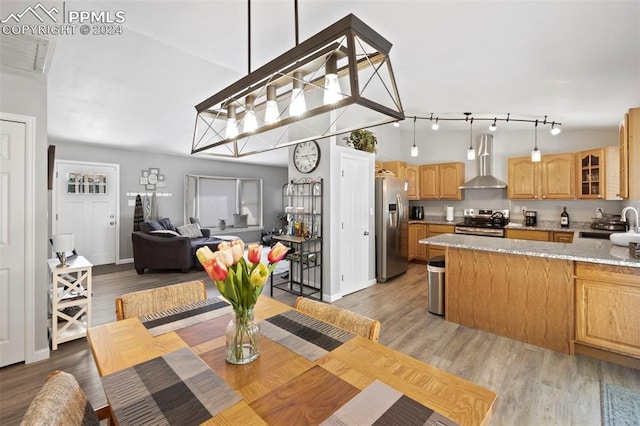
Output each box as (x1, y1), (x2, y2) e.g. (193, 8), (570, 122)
(610, 231), (640, 247)
(579, 231), (615, 240)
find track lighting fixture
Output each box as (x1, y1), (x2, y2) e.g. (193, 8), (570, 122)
(489, 118), (497, 132)
(411, 116), (419, 157)
(467, 118), (475, 160)
(407, 113), (562, 134)
(531, 120), (541, 162)
(550, 122), (561, 136)
(431, 118), (439, 130)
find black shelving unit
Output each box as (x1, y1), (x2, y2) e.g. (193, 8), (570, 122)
(270, 178), (323, 301)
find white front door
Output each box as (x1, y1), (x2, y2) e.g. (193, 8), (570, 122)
(54, 161), (119, 265)
(0, 119), (27, 366)
(340, 154), (371, 296)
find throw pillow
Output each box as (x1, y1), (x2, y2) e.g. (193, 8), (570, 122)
(141, 220), (164, 233)
(189, 217), (200, 225)
(158, 217), (177, 232)
(233, 214), (248, 228)
(177, 223), (203, 238)
(150, 229), (181, 237)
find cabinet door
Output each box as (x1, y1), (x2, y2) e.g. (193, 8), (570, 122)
(419, 165), (439, 199)
(406, 166), (419, 200)
(619, 113), (629, 199)
(553, 232), (574, 243)
(439, 162), (464, 200)
(541, 153), (575, 199)
(629, 108), (640, 200)
(576, 278), (640, 357)
(577, 149), (603, 199)
(416, 224), (428, 260)
(508, 157), (539, 199)
(505, 229), (550, 241)
(408, 224), (418, 260)
(382, 161), (407, 179)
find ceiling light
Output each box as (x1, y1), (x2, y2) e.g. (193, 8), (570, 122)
(243, 95), (258, 132)
(289, 71), (307, 117)
(323, 53), (343, 105)
(431, 118), (439, 130)
(411, 116), (419, 157)
(467, 117), (475, 160)
(489, 118), (497, 132)
(531, 120), (541, 162)
(393, 121), (400, 127)
(264, 85), (280, 124)
(192, 12), (404, 158)
(550, 122), (561, 135)
(225, 104), (238, 139)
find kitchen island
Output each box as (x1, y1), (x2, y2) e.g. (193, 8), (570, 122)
(420, 234), (640, 367)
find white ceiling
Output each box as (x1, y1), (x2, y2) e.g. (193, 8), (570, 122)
(16, 1), (640, 165)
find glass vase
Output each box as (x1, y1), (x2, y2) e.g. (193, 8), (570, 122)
(225, 308), (260, 364)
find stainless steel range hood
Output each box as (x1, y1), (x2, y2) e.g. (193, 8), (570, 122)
(459, 134), (507, 189)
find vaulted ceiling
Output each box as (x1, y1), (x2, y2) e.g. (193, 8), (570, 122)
(5, 1), (640, 165)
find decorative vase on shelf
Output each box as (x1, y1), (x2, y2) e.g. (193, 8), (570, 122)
(226, 308), (260, 364)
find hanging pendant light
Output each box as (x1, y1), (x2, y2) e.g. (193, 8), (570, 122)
(531, 120), (541, 162)
(467, 117), (475, 160)
(225, 104), (238, 139)
(289, 71), (307, 117)
(264, 85), (280, 124)
(243, 94), (258, 132)
(323, 53), (343, 105)
(411, 116), (418, 157)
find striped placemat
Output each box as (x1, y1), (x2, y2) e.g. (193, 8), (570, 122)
(102, 347), (241, 425)
(260, 310), (356, 361)
(322, 380), (461, 426)
(140, 297), (232, 336)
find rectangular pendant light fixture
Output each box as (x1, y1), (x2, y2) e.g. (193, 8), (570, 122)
(191, 14), (404, 158)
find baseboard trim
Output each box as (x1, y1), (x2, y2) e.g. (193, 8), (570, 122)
(572, 341), (640, 370)
(117, 258), (133, 264)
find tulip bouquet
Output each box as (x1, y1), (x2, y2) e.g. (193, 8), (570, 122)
(196, 239), (288, 363)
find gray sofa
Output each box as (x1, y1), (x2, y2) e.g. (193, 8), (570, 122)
(131, 218), (226, 274)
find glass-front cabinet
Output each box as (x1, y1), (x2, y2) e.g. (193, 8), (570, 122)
(578, 149), (602, 198)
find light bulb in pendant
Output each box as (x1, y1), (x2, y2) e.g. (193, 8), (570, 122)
(531, 148), (541, 162)
(411, 144), (419, 157)
(225, 104), (238, 139)
(323, 54), (342, 105)
(467, 147), (476, 160)
(243, 95), (258, 133)
(290, 71), (306, 117)
(264, 85), (279, 124)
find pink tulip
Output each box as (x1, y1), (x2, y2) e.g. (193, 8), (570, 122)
(217, 241), (231, 251)
(250, 263), (269, 287)
(204, 258), (228, 282)
(230, 240), (244, 263)
(267, 242), (288, 263)
(247, 244), (262, 264)
(216, 248), (234, 267)
(196, 246), (215, 266)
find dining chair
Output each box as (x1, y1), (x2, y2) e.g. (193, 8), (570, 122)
(293, 296), (381, 342)
(115, 280), (207, 320)
(21, 370), (114, 426)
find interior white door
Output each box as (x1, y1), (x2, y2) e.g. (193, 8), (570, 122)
(0, 119), (26, 366)
(54, 161), (118, 265)
(340, 154), (371, 296)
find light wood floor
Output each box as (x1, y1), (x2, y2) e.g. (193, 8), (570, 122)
(1, 263), (639, 425)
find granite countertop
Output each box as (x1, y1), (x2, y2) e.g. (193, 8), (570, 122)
(504, 220), (592, 232)
(419, 234), (640, 268)
(408, 216), (459, 225)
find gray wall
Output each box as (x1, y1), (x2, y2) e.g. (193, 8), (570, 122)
(50, 140), (288, 260)
(1, 68), (50, 358)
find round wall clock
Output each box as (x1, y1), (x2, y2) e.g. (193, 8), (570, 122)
(293, 141), (320, 174)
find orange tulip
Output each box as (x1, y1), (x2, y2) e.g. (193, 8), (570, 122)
(204, 258), (228, 282)
(247, 244), (262, 264)
(267, 242), (288, 263)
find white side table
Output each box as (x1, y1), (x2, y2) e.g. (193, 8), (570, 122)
(47, 256), (93, 350)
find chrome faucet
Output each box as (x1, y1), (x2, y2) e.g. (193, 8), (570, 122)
(621, 206), (639, 233)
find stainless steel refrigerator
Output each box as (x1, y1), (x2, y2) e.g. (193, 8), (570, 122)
(375, 177), (409, 282)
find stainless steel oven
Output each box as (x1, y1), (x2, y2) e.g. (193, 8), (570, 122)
(454, 208), (509, 238)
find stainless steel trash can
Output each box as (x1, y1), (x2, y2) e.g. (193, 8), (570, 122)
(427, 256), (445, 315)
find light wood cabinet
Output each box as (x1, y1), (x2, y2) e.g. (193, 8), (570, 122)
(576, 146), (620, 200)
(419, 162), (464, 200)
(508, 153), (575, 199)
(575, 262), (640, 358)
(382, 161), (407, 179)
(505, 229), (549, 241)
(426, 224), (454, 260)
(406, 166), (419, 200)
(408, 223), (427, 261)
(552, 231), (574, 243)
(620, 107), (640, 200)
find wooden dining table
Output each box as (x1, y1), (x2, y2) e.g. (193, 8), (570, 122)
(87, 295), (496, 425)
